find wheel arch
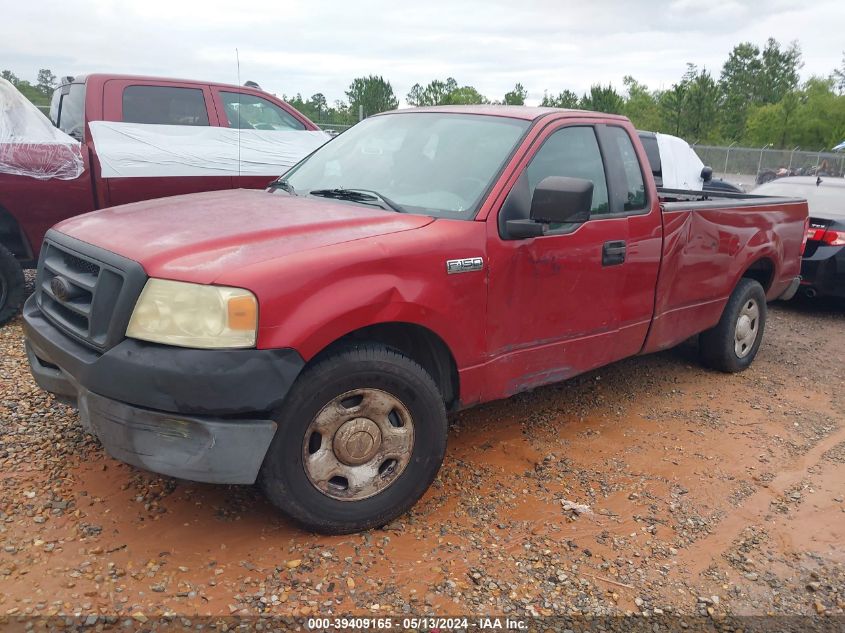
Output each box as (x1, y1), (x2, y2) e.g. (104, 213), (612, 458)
(0, 205), (34, 264)
(739, 256), (776, 293)
(308, 321), (460, 411)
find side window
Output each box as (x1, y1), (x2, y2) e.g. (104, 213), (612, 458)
(220, 92), (305, 131)
(638, 133), (661, 181)
(56, 84), (86, 140)
(122, 86), (209, 126)
(525, 126), (609, 215)
(608, 127), (647, 212)
(49, 88), (62, 127)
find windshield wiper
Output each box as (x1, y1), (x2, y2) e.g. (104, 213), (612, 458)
(309, 188), (406, 213)
(268, 178), (296, 194)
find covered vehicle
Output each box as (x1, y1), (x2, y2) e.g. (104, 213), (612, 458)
(0, 78), (84, 180)
(753, 176), (845, 298)
(24, 106), (807, 534)
(0, 74), (328, 325)
(0, 78), (85, 321)
(637, 130), (742, 193)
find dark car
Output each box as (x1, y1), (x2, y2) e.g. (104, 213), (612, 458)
(704, 178), (744, 194)
(753, 176), (845, 298)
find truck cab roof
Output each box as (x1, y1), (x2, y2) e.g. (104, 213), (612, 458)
(377, 104), (630, 122)
(65, 73), (272, 94)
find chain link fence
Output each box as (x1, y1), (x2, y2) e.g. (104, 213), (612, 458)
(693, 144), (845, 185)
(316, 122), (352, 135)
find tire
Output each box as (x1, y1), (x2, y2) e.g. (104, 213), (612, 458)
(259, 343), (448, 534)
(699, 278), (767, 373)
(0, 244), (25, 327)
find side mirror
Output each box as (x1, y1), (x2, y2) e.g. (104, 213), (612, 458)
(530, 176), (593, 224)
(701, 166), (713, 182)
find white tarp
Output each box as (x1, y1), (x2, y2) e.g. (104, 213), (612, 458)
(88, 121), (330, 178)
(655, 132), (705, 191)
(0, 77), (85, 180)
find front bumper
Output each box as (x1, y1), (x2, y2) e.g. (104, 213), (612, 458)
(23, 295), (305, 484)
(75, 387), (278, 484)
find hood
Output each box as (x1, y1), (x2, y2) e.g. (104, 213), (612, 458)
(55, 189), (434, 284)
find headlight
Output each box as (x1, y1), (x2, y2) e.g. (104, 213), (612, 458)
(126, 279), (258, 349)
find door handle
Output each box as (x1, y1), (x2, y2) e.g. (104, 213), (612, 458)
(602, 240), (626, 266)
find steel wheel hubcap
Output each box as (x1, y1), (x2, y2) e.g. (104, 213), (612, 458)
(333, 418), (381, 465)
(734, 299), (759, 358)
(302, 388), (414, 501)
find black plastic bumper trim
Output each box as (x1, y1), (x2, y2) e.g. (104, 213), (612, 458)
(23, 294), (305, 416)
(77, 388), (277, 484)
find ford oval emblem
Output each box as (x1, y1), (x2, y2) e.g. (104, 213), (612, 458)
(50, 276), (72, 302)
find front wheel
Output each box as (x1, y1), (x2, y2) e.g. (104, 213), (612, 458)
(699, 278), (767, 373)
(0, 244), (25, 327)
(259, 343), (448, 534)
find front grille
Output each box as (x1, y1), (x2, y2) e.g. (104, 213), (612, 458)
(36, 232), (147, 351)
(62, 251), (100, 276)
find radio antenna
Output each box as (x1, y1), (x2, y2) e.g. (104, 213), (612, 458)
(236, 47), (241, 179)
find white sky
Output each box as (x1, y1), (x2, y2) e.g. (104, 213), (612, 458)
(2, 0), (843, 106)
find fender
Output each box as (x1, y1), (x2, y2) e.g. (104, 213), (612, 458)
(263, 295), (468, 366)
(229, 220), (489, 369)
(0, 151), (95, 262)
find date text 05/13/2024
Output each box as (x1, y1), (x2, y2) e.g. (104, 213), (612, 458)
(306, 616), (528, 630)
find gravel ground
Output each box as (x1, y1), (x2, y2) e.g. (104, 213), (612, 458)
(1, 290), (844, 629)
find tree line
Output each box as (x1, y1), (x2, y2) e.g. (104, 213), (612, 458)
(287, 38), (845, 150)
(2, 68), (58, 106)
(284, 76), (530, 129)
(5, 38), (845, 149)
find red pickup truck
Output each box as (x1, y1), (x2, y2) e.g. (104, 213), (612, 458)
(0, 73), (323, 324)
(23, 106), (807, 534)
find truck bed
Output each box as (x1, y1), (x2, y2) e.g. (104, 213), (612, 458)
(641, 187), (808, 354)
(657, 186), (805, 204)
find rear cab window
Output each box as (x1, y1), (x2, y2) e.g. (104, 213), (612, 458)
(637, 132), (662, 184)
(607, 126), (647, 212)
(598, 124), (651, 216)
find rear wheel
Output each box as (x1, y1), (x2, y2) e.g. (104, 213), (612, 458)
(259, 343), (448, 534)
(0, 244), (25, 326)
(699, 278), (766, 373)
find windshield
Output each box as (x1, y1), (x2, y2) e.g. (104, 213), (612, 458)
(754, 180), (845, 217)
(281, 112), (530, 219)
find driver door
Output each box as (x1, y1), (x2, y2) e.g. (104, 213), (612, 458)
(484, 123), (632, 395)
